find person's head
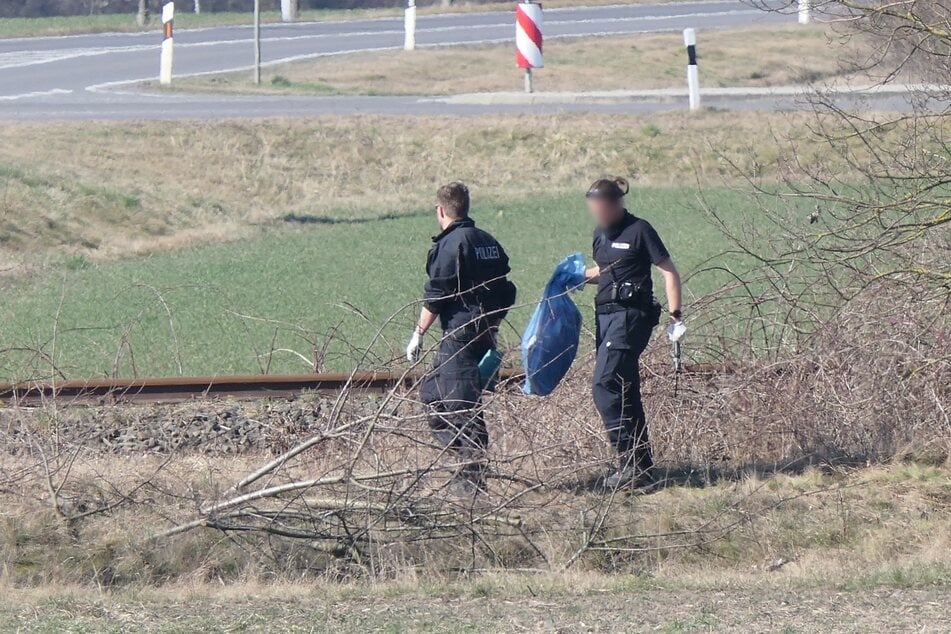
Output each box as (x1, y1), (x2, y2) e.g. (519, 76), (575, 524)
(586, 177), (629, 227)
(435, 182), (470, 229)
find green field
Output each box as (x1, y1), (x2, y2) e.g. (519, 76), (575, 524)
(0, 113), (838, 381)
(0, 187), (757, 379)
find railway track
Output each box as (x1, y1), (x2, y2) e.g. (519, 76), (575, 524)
(0, 364), (730, 406)
(0, 371), (435, 406)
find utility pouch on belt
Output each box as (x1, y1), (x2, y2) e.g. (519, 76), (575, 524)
(612, 280), (648, 307)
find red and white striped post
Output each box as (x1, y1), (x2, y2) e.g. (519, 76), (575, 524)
(516, 2), (543, 94)
(160, 1), (174, 85)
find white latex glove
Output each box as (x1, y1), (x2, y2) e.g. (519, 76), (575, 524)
(406, 330), (422, 363)
(666, 321), (687, 343)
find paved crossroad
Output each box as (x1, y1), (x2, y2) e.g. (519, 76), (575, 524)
(0, 2), (920, 120)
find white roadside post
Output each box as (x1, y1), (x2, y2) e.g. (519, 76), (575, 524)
(515, 2), (543, 94)
(160, 2), (174, 85)
(683, 28), (700, 111)
(798, 0), (811, 24)
(137, 0), (150, 26)
(194, 0), (200, 14)
(281, 0), (298, 23)
(253, 0), (262, 85)
(404, 0), (417, 51)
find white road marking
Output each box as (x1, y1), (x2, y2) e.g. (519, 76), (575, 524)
(0, 88), (73, 101)
(547, 8), (763, 25)
(0, 46), (154, 70)
(86, 45), (399, 93)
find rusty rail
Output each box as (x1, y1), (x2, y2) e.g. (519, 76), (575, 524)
(0, 364), (732, 406)
(0, 371), (439, 406)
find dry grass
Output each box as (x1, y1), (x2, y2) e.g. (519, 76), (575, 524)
(5, 575), (951, 631)
(3, 441), (951, 590)
(178, 26), (860, 97)
(0, 111), (830, 274)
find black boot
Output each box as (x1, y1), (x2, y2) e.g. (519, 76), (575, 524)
(602, 454), (655, 491)
(450, 459), (488, 497)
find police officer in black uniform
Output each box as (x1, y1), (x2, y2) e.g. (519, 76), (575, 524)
(406, 182), (517, 492)
(584, 177), (683, 490)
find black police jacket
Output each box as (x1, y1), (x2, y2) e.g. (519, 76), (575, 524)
(424, 218), (517, 334)
(593, 210), (670, 307)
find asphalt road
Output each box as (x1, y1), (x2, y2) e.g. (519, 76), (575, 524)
(0, 2), (924, 120)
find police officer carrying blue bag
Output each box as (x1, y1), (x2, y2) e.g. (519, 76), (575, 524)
(407, 182), (517, 494)
(584, 177), (683, 490)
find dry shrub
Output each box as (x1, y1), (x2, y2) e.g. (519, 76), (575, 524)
(0, 286), (946, 587)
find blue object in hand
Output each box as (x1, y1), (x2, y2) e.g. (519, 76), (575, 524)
(478, 348), (504, 391)
(521, 253), (587, 396)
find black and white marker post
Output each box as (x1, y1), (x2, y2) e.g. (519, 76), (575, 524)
(683, 28), (700, 111)
(159, 1), (174, 85)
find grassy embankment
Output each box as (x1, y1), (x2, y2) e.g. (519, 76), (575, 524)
(0, 112), (832, 378)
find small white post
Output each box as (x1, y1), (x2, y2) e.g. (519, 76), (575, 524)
(194, 0), (200, 14)
(798, 0), (811, 24)
(253, 0), (262, 85)
(524, 67), (533, 93)
(683, 28), (700, 111)
(160, 2), (174, 85)
(404, 0), (417, 51)
(137, 0), (150, 26)
(281, 0), (298, 23)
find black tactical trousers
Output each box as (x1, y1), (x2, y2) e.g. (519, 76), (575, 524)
(593, 307), (658, 473)
(419, 332), (491, 462)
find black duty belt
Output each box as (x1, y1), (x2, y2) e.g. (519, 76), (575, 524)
(595, 302), (632, 315)
(595, 300), (659, 315)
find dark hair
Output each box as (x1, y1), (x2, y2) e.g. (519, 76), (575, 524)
(585, 177), (630, 201)
(436, 182), (470, 218)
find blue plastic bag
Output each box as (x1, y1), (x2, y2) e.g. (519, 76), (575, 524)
(521, 253), (587, 396)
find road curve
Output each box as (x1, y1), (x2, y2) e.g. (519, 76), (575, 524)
(0, 2), (921, 120)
